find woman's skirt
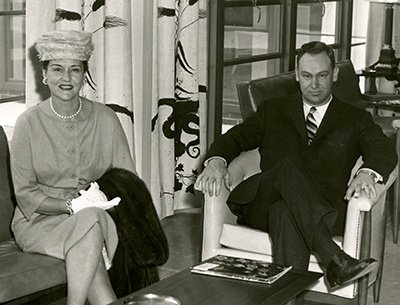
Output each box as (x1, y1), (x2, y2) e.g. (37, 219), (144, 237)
(12, 207), (118, 264)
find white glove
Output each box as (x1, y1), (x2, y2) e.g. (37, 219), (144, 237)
(70, 182), (121, 213)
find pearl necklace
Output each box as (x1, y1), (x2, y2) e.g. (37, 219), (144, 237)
(50, 97), (82, 120)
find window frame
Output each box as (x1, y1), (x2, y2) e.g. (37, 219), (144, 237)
(0, 4), (26, 103)
(207, 0), (354, 143)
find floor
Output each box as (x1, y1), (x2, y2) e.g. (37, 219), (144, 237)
(24, 204), (400, 305)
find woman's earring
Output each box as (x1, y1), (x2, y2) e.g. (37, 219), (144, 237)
(42, 78), (48, 85)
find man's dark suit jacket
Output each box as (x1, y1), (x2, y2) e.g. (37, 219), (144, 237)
(206, 92), (397, 234)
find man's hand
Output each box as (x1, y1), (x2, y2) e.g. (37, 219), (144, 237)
(195, 158), (231, 197)
(345, 172), (377, 200)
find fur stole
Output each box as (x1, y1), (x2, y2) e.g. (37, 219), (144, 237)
(96, 168), (169, 297)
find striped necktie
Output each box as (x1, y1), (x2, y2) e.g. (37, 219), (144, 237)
(306, 107), (318, 145)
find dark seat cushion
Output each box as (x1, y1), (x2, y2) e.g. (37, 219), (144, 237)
(0, 240), (66, 302)
(0, 127), (14, 243)
(0, 126), (66, 303)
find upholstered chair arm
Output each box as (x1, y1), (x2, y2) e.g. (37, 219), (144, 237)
(201, 149), (261, 259)
(202, 184), (234, 259)
(342, 165), (398, 254)
(391, 119), (400, 130)
(227, 149), (262, 188)
(348, 165), (397, 212)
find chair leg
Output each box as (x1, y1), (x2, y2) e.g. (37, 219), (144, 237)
(393, 131), (400, 244)
(373, 195), (388, 303)
(358, 211), (372, 305)
(358, 276), (368, 305)
(392, 176), (399, 244)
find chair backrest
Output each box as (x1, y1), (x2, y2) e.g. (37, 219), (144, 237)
(0, 126), (15, 242)
(237, 60), (364, 120)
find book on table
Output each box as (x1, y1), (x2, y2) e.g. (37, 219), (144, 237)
(190, 255), (292, 284)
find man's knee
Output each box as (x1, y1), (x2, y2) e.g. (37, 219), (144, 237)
(279, 155), (305, 172)
(268, 200), (291, 228)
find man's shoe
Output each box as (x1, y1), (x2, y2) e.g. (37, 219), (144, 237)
(326, 251), (378, 289)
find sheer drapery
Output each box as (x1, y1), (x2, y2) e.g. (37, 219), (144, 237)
(366, 3), (385, 67)
(151, 0), (207, 218)
(26, 0), (136, 164)
(366, 3), (400, 65)
(366, 3), (400, 93)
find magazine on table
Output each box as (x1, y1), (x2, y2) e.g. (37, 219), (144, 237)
(190, 255), (292, 284)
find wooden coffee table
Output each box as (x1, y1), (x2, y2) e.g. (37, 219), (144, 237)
(110, 267), (322, 305)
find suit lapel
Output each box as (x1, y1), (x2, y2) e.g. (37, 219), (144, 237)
(312, 98), (343, 143)
(286, 95), (346, 146)
(287, 93), (308, 144)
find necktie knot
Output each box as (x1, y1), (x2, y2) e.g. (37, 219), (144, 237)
(306, 107), (318, 144)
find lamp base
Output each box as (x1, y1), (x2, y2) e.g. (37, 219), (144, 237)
(374, 47), (400, 72)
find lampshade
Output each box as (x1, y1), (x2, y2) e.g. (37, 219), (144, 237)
(364, 0), (400, 72)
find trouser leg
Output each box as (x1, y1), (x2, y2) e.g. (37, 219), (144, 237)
(272, 157), (337, 249)
(312, 217), (342, 267)
(268, 201), (342, 270)
(267, 199), (311, 270)
(238, 156), (339, 269)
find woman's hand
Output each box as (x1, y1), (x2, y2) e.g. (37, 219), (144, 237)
(71, 182), (121, 213)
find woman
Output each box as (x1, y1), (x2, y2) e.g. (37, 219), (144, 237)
(10, 30), (136, 305)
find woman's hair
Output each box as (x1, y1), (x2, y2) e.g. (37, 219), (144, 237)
(42, 60), (89, 73)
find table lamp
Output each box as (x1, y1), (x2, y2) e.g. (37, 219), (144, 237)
(366, 0), (400, 72)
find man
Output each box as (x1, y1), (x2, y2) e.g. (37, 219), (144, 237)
(195, 41), (397, 288)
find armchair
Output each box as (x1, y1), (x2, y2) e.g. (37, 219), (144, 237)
(201, 61), (398, 305)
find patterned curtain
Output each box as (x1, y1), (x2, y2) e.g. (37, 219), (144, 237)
(151, 0), (207, 218)
(26, 0), (136, 163)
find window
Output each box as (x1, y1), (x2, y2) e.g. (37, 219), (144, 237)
(208, 0), (356, 141)
(223, 2), (282, 132)
(296, 2), (338, 47)
(0, 0), (26, 103)
(350, 0), (369, 71)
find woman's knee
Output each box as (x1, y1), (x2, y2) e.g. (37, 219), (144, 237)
(76, 207), (108, 220)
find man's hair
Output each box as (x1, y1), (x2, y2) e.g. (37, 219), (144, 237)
(297, 41), (336, 69)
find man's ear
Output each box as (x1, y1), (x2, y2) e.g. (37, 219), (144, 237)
(42, 69), (47, 79)
(333, 66), (339, 82)
(295, 68), (299, 82)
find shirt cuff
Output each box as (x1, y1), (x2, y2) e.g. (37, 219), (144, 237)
(356, 168), (383, 183)
(203, 156), (227, 168)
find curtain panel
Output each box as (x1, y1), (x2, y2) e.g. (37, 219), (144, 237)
(151, 0), (207, 218)
(366, 3), (400, 94)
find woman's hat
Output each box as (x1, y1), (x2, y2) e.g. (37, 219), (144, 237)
(35, 30), (94, 61)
